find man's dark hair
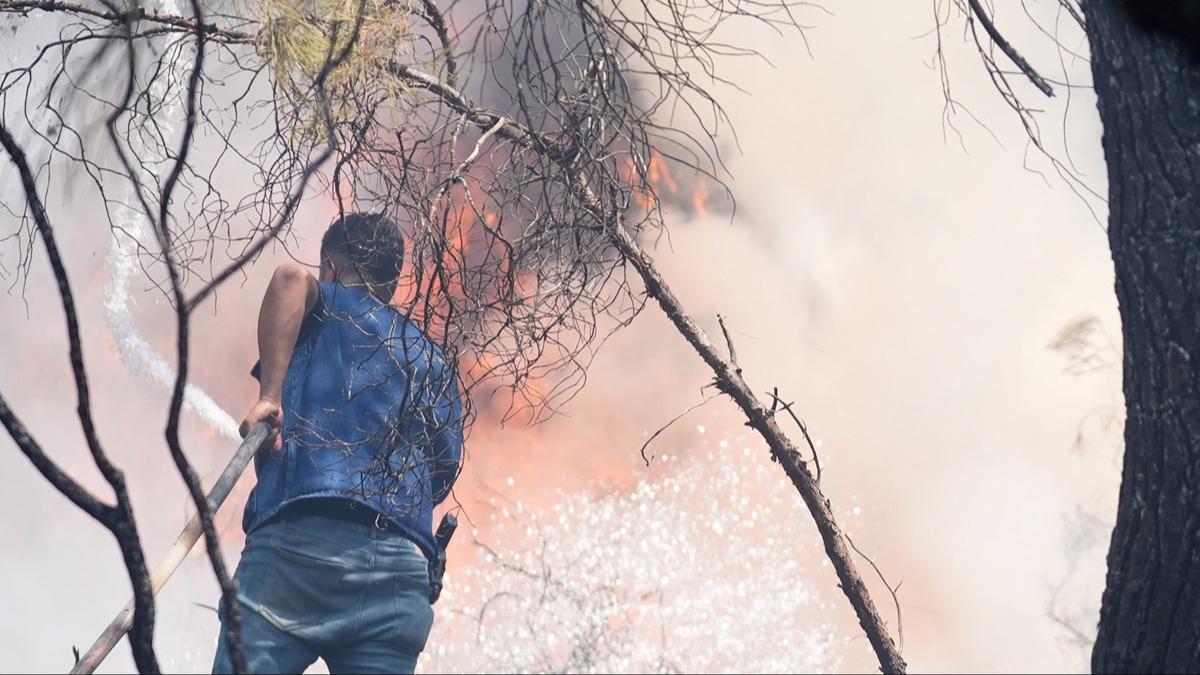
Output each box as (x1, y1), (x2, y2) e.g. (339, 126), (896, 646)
(321, 212), (405, 299)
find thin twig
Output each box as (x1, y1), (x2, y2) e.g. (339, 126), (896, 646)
(766, 387), (822, 483)
(638, 393), (718, 466)
(846, 533), (905, 654)
(717, 314), (740, 373)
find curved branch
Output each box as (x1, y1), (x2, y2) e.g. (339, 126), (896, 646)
(415, 0), (458, 88)
(0, 393), (114, 523)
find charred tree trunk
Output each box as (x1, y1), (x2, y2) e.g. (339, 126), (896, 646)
(1086, 1), (1200, 671)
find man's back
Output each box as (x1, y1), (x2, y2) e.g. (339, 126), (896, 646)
(245, 281), (463, 560)
(215, 213), (462, 675)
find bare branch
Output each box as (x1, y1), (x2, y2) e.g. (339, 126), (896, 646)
(966, 0), (1055, 96)
(0, 393), (113, 523)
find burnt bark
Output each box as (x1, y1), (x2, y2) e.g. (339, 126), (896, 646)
(1086, 1), (1200, 671)
(1120, 0), (1200, 55)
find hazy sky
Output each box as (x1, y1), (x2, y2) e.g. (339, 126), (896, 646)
(0, 1), (1121, 673)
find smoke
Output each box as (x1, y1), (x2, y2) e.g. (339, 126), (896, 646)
(0, 1), (1121, 674)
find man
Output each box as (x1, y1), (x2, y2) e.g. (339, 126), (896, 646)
(213, 212), (463, 674)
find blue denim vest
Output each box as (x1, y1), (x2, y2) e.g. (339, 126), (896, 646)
(243, 282), (463, 560)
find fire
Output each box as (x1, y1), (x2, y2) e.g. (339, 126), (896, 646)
(625, 149), (711, 216)
(389, 199), (479, 340)
(692, 177), (710, 216)
(646, 152), (679, 197)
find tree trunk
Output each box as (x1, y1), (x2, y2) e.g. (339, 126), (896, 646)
(1086, 2), (1200, 671)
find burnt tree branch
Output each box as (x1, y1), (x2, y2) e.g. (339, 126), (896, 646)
(612, 224), (906, 673)
(966, 0), (1055, 97)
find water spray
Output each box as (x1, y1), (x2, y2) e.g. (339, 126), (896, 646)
(101, 0), (238, 442)
(103, 224), (240, 441)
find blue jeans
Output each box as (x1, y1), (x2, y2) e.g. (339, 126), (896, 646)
(212, 513), (435, 674)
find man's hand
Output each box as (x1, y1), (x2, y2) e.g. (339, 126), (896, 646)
(240, 396), (283, 438)
(242, 397), (284, 475)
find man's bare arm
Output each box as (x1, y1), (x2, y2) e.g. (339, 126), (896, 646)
(239, 263), (319, 438)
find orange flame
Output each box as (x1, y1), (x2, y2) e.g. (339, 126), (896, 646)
(625, 150), (709, 215)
